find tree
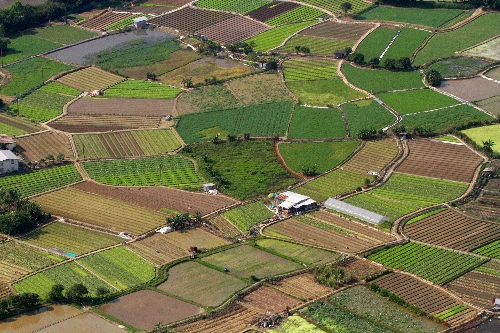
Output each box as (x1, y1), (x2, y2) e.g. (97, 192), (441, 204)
(96, 286), (109, 296)
(301, 165), (318, 176)
(348, 52), (364, 64)
(65, 283), (88, 304)
(482, 139), (495, 153)
(357, 128), (376, 139)
(56, 152), (65, 164)
(0, 98), (4, 109)
(383, 58), (396, 71)
(46, 154), (54, 165)
(344, 47), (352, 55)
(266, 57), (278, 70)
(48, 284), (64, 302)
(181, 77), (193, 88)
(146, 72), (157, 80)
(294, 45), (301, 55)
(0, 38), (10, 52)
(364, 178), (371, 187)
(212, 135), (220, 144)
(425, 69), (442, 87)
(299, 46), (310, 55)
(368, 57), (380, 67)
(397, 57), (412, 70)
(341, 2), (352, 13)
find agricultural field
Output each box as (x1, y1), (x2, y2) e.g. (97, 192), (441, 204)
(222, 201), (274, 232)
(278, 34), (353, 55)
(14, 262), (107, 299)
(341, 139), (399, 175)
(460, 177), (500, 223)
(396, 139), (484, 183)
(159, 57), (258, 87)
(294, 0), (371, 14)
(39, 82), (81, 96)
(255, 239), (338, 264)
(404, 208), (499, 251)
(48, 114), (161, 133)
(157, 261), (247, 307)
(287, 78), (366, 107)
(209, 215), (242, 239)
(103, 80), (182, 99)
(299, 20), (374, 41)
(185, 140), (297, 200)
(33, 24), (99, 44)
(201, 245), (301, 279)
(175, 101), (293, 143)
(78, 246), (155, 289)
(283, 59), (338, 81)
(0, 164), (82, 198)
(270, 314), (325, 333)
(383, 27), (431, 60)
(368, 242), (486, 285)
(0, 113), (40, 137)
(83, 155), (201, 189)
(149, 6), (235, 32)
(16, 131), (73, 163)
(376, 89), (461, 115)
(356, 7), (467, 28)
(473, 240), (500, 258)
(11, 89), (74, 123)
(195, 16), (270, 45)
(105, 14), (153, 31)
(438, 76), (500, 102)
(245, 20), (316, 51)
(247, 1), (300, 22)
(0, 35), (61, 66)
(355, 27), (398, 61)
(341, 64), (425, 92)
(414, 13), (500, 66)
(270, 273), (332, 301)
(345, 172), (468, 222)
(335, 256), (388, 281)
(30, 312), (128, 333)
(399, 103), (495, 134)
(81, 12), (133, 30)
(446, 270), (500, 309)
(0, 57), (75, 96)
(341, 99), (396, 136)
(428, 57), (494, 78)
(21, 222), (122, 256)
(68, 97), (175, 116)
(175, 84), (240, 115)
(278, 140), (361, 174)
(464, 37), (500, 61)
(73, 181), (238, 216)
(461, 124), (499, 153)
(225, 73), (294, 105)
(241, 286), (303, 313)
(33, 187), (166, 236)
(266, 6), (324, 26)
(196, 0), (272, 14)
(476, 95), (500, 117)
(56, 67), (125, 92)
(287, 106), (346, 139)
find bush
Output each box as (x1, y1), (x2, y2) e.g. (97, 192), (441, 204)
(380, 288), (389, 297)
(425, 69), (442, 87)
(369, 283), (380, 292)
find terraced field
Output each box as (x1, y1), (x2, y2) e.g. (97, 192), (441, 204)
(56, 67), (125, 92)
(295, 0), (371, 14)
(247, 1), (300, 22)
(376, 89), (461, 115)
(222, 201), (274, 232)
(195, 15), (270, 45)
(278, 34), (353, 55)
(149, 6), (235, 32)
(103, 80), (182, 99)
(0, 113), (40, 137)
(266, 6), (324, 26)
(196, 0), (272, 14)
(80, 12), (133, 31)
(341, 99), (396, 136)
(341, 139), (399, 175)
(16, 131), (73, 162)
(283, 59), (338, 81)
(288, 106), (346, 139)
(10, 88), (75, 123)
(446, 270), (500, 309)
(48, 115), (161, 133)
(245, 20), (316, 51)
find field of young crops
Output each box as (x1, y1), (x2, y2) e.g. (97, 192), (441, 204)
(105, 14), (152, 31)
(382, 27), (431, 60)
(368, 242), (487, 285)
(295, 0), (370, 14)
(175, 101), (293, 143)
(50, 114), (161, 133)
(83, 155), (202, 189)
(473, 240), (499, 258)
(32, 24), (99, 45)
(266, 6), (324, 26)
(341, 99), (396, 136)
(414, 13), (500, 66)
(354, 27), (397, 60)
(342, 139), (399, 176)
(78, 246), (155, 290)
(344, 172), (468, 222)
(21, 222), (122, 256)
(341, 64), (424, 93)
(279, 140), (361, 174)
(283, 59), (338, 81)
(377, 89), (460, 115)
(287, 79), (365, 107)
(39, 82), (81, 96)
(279, 34), (353, 55)
(256, 238), (337, 264)
(245, 21), (315, 51)
(0, 57), (75, 96)
(0, 164), (82, 198)
(221, 201), (273, 232)
(461, 124), (500, 153)
(12, 89), (75, 122)
(0, 113), (40, 137)
(17, 131), (73, 162)
(356, 7), (467, 28)
(56, 67), (125, 92)
(0, 35), (61, 66)
(287, 106), (346, 139)
(103, 80), (182, 99)
(196, 0), (272, 14)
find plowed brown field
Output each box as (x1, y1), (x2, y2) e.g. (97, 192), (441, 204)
(196, 16), (269, 44)
(446, 271), (499, 309)
(241, 286), (302, 314)
(341, 139), (399, 176)
(299, 21), (374, 42)
(48, 115), (161, 133)
(247, 1), (300, 22)
(16, 131), (73, 162)
(149, 7), (235, 32)
(67, 97), (175, 116)
(270, 273), (332, 300)
(81, 12), (132, 31)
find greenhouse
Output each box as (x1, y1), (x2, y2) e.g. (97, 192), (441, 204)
(324, 198), (388, 225)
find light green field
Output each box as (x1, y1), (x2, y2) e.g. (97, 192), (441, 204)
(245, 21), (316, 51)
(377, 89), (460, 115)
(461, 124), (499, 153)
(270, 314), (326, 333)
(256, 239), (337, 264)
(288, 106), (346, 139)
(222, 201), (274, 232)
(287, 79), (365, 107)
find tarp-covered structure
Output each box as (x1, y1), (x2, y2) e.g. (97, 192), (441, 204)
(324, 198), (388, 225)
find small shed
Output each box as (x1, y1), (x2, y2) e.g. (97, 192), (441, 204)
(0, 150), (19, 174)
(494, 298), (500, 310)
(334, 50), (347, 59)
(133, 16), (148, 29)
(0, 134), (16, 150)
(203, 183), (215, 192)
(481, 167), (495, 178)
(258, 60), (267, 69)
(324, 198), (388, 225)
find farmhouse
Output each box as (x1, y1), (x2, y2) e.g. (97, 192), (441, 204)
(0, 134), (16, 150)
(324, 198), (388, 225)
(275, 191), (317, 215)
(0, 150), (19, 174)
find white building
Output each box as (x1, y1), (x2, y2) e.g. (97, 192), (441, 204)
(0, 134), (16, 150)
(275, 191), (317, 215)
(133, 16), (148, 29)
(0, 150), (19, 174)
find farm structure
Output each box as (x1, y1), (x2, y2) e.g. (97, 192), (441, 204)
(0, 150), (19, 174)
(0, 134), (16, 150)
(48, 115), (162, 133)
(324, 198), (389, 225)
(67, 97), (175, 116)
(274, 191), (317, 216)
(15, 131), (73, 162)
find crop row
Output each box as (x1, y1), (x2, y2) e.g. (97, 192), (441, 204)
(11, 89), (74, 123)
(295, 0), (371, 14)
(283, 59), (337, 81)
(341, 99), (396, 136)
(279, 34), (353, 55)
(245, 21), (316, 51)
(196, 0), (272, 14)
(266, 5), (324, 26)
(56, 67), (125, 92)
(39, 82), (81, 97)
(104, 14), (152, 31)
(222, 201), (274, 232)
(103, 80), (182, 99)
(473, 240), (499, 258)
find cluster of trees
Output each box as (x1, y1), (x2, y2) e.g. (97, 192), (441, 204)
(197, 39), (222, 56)
(0, 189), (50, 235)
(226, 41), (255, 54)
(294, 45), (310, 55)
(314, 264), (355, 288)
(349, 53), (412, 71)
(48, 283), (108, 304)
(0, 293), (40, 318)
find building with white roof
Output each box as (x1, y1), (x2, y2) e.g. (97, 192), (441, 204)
(275, 191), (317, 215)
(324, 198), (388, 225)
(0, 150), (19, 174)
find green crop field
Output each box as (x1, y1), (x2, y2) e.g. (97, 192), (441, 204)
(0, 164), (82, 198)
(83, 156), (202, 189)
(368, 242), (487, 284)
(196, 0), (272, 13)
(435, 305), (468, 320)
(266, 6), (324, 26)
(355, 27), (397, 61)
(157, 261), (247, 307)
(33, 25), (98, 44)
(341, 99), (396, 136)
(295, 0), (371, 14)
(356, 7), (466, 28)
(103, 80), (182, 99)
(435, 135), (461, 143)
(10, 89), (74, 122)
(0, 241), (63, 274)
(245, 21), (316, 51)
(344, 172), (468, 222)
(222, 201), (274, 232)
(21, 222), (121, 256)
(39, 82), (81, 96)
(0, 35), (61, 66)
(0, 113), (40, 137)
(0, 57), (75, 96)
(414, 13), (500, 66)
(283, 59), (338, 81)
(461, 124), (500, 153)
(175, 101), (293, 143)
(185, 140), (296, 200)
(79, 246), (155, 290)
(201, 245), (301, 279)
(270, 314), (325, 333)
(287, 79), (365, 107)
(473, 240), (499, 258)
(256, 239), (337, 264)
(341, 63), (424, 93)
(295, 169), (368, 202)
(400, 104), (495, 134)
(429, 57), (494, 79)
(279, 141), (361, 174)
(278, 35), (353, 55)
(288, 106), (346, 139)
(14, 262), (109, 299)
(377, 89), (460, 115)
(383, 28), (431, 60)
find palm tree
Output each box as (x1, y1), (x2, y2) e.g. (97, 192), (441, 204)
(482, 139), (495, 153)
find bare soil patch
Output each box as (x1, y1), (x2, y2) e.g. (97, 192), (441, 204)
(446, 271), (500, 309)
(68, 97), (175, 116)
(270, 273), (332, 300)
(48, 114), (161, 133)
(81, 12), (133, 31)
(196, 16), (270, 45)
(438, 77), (500, 102)
(100, 289), (202, 330)
(0, 305), (81, 333)
(476, 95), (500, 117)
(299, 21), (374, 42)
(38, 312), (125, 333)
(16, 131), (73, 162)
(485, 66), (500, 80)
(241, 286), (302, 314)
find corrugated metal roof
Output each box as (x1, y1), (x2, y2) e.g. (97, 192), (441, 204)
(0, 150), (19, 161)
(324, 198), (388, 225)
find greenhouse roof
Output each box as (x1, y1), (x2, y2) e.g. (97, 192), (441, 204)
(324, 198), (388, 225)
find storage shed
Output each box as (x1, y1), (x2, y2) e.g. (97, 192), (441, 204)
(203, 183), (215, 192)
(133, 16), (148, 29)
(324, 198), (388, 225)
(0, 134), (16, 150)
(275, 191), (317, 215)
(0, 150), (19, 174)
